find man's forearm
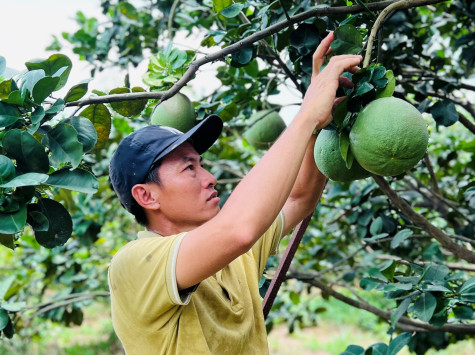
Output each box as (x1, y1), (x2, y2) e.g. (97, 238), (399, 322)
(219, 116), (317, 239)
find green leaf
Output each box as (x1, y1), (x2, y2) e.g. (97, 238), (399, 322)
(360, 277), (384, 290)
(220, 3), (245, 18)
(33, 198), (72, 248)
(46, 98), (65, 114)
(2, 316), (14, 338)
(391, 297), (411, 326)
(0, 155), (16, 184)
(387, 332), (412, 355)
(422, 264), (450, 282)
(32, 76), (60, 103)
(31, 106), (46, 124)
(213, 0), (233, 13)
(109, 87), (148, 117)
(354, 82), (374, 97)
(370, 216), (383, 235)
(0, 233), (15, 250)
(366, 343), (388, 355)
(0, 205), (27, 234)
(42, 123), (83, 168)
(459, 277), (475, 302)
(390, 229), (413, 248)
(290, 24), (320, 54)
(340, 344), (365, 355)
(413, 292), (437, 322)
(231, 46), (255, 68)
(0, 102), (21, 128)
(0, 309), (9, 330)
(333, 96), (349, 128)
(430, 100), (458, 127)
(0, 275), (15, 300)
(19, 69), (46, 99)
(117, 2), (138, 20)
(331, 24), (363, 55)
(339, 130), (353, 168)
(375, 70), (395, 98)
(0, 172), (49, 188)
(380, 260), (396, 282)
(2, 301), (25, 312)
(79, 104), (111, 149)
(26, 207), (49, 232)
(46, 168), (98, 194)
(62, 116), (98, 153)
(453, 306), (474, 320)
(2, 129), (50, 173)
(64, 79), (90, 102)
(25, 54), (72, 91)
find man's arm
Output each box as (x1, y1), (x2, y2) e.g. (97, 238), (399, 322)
(281, 132), (327, 236)
(175, 32), (361, 290)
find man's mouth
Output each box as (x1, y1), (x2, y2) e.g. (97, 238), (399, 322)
(207, 191), (218, 201)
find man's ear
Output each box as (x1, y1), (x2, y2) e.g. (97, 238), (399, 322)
(131, 184), (160, 210)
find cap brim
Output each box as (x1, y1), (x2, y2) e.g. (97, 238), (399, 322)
(152, 114), (223, 164)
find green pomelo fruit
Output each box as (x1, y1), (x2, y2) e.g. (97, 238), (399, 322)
(314, 129), (371, 182)
(349, 97), (429, 176)
(243, 110), (287, 149)
(150, 93), (196, 132)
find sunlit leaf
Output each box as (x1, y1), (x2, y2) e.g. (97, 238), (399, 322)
(79, 104), (111, 149)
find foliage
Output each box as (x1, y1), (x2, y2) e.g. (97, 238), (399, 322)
(1, 0), (474, 354)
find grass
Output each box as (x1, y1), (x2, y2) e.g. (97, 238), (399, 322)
(1, 295), (474, 355)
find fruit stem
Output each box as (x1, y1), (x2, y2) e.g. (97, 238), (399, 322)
(363, 0), (412, 68)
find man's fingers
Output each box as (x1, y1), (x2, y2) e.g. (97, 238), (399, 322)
(312, 32), (334, 74)
(327, 55), (363, 74)
(332, 97), (346, 112)
(339, 76), (354, 89)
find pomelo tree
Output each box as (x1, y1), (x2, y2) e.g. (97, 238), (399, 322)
(1, 0), (474, 353)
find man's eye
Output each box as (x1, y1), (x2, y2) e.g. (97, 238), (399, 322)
(187, 165), (194, 170)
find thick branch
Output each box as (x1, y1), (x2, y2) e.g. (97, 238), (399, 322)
(288, 273), (475, 335)
(372, 175), (475, 263)
(65, 0), (446, 108)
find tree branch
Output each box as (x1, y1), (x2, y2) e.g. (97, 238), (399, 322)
(65, 0), (446, 108)
(372, 175), (475, 263)
(364, 0), (411, 67)
(238, 12), (302, 93)
(377, 254), (475, 272)
(288, 274), (475, 335)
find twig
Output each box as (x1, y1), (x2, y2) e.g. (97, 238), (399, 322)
(278, 0), (291, 21)
(167, 0), (180, 40)
(65, 0), (446, 108)
(377, 254), (475, 272)
(372, 175), (475, 263)
(238, 12), (301, 93)
(364, 0), (417, 68)
(423, 153), (440, 194)
(289, 275), (475, 334)
(25, 291), (110, 319)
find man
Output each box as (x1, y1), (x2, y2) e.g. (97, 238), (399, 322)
(108, 32), (361, 354)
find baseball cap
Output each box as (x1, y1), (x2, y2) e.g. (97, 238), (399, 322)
(109, 114), (223, 212)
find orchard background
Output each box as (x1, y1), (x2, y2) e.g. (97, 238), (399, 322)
(0, 0), (474, 354)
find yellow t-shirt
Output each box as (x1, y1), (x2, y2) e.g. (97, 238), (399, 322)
(108, 212), (285, 355)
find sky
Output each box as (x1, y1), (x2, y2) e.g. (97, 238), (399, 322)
(1, 1), (310, 122)
(3, 0), (103, 86)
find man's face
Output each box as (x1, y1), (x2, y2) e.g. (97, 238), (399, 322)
(152, 142), (220, 230)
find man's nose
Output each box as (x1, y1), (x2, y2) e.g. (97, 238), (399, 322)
(202, 168), (217, 188)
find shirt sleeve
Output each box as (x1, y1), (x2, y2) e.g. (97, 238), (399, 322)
(108, 232), (192, 329)
(250, 211), (285, 278)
